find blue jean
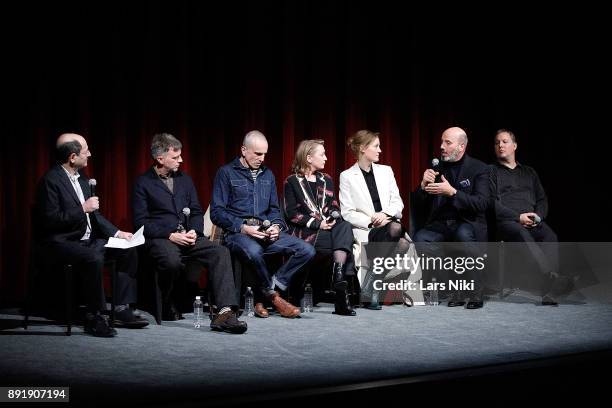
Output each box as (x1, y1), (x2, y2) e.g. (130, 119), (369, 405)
(224, 232), (316, 292)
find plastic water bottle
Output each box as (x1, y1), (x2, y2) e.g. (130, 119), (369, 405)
(244, 287), (255, 317)
(430, 277), (439, 306)
(302, 283), (313, 312)
(193, 296), (203, 328)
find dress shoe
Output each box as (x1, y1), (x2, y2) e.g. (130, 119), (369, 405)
(541, 275), (576, 306)
(546, 275), (576, 301)
(447, 290), (466, 307)
(84, 312), (117, 338)
(365, 302), (382, 310)
(541, 295), (559, 306)
(466, 301), (483, 309)
(254, 302), (269, 318)
(269, 292), (300, 318)
(114, 308), (149, 328)
(210, 311), (247, 334)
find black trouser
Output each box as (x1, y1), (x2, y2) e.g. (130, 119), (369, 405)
(146, 237), (237, 308)
(47, 238), (138, 311)
(497, 221), (559, 292)
(314, 219), (355, 275)
(414, 220), (484, 300)
(368, 221), (404, 243)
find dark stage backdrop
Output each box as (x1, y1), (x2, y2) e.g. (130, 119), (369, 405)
(1, 2), (608, 304)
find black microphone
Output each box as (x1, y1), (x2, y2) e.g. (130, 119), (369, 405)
(182, 207), (191, 231)
(326, 210), (341, 224)
(528, 214), (541, 225)
(88, 178), (97, 197)
(258, 219), (271, 232)
(431, 158), (442, 183)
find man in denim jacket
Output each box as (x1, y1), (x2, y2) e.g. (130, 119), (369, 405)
(211, 130), (315, 318)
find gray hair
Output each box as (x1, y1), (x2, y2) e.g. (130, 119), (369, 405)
(56, 140), (82, 163)
(151, 133), (182, 160)
(242, 130), (267, 148)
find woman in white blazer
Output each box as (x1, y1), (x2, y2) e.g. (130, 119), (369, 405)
(339, 130), (422, 308)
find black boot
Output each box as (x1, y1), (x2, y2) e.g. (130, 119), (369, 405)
(333, 263), (356, 316)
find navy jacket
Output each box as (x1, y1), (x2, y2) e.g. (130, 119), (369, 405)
(132, 168), (204, 239)
(34, 164), (118, 243)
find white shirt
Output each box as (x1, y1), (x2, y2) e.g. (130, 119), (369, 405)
(61, 166), (91, 240)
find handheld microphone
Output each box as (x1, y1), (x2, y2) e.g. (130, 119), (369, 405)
(182, 207), (191, 231)
(528, 214), (541, 225)
(326, 210), (341, 224)
(258, 219), (271, 232)
(88, 179), (97, 197)
(431, 158), (442, 183)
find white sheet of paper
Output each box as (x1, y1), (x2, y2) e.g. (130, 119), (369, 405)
(104, 226), (145, 249)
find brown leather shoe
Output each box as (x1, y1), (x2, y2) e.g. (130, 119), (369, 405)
(269, 292), (300, 318)
(254, 302), (269, 318)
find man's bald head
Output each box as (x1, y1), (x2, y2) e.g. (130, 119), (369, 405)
(242, 130), (267, 148)
(442, 127), (468, 145)
(56, 133), (86, 147)
(240, 130), (268, 170)
(440, 127), (468, 162)
(55, 133), (90, 168)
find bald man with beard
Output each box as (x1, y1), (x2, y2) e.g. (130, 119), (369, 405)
(413, 127), (490, 309)
(33, 133), (148, 337)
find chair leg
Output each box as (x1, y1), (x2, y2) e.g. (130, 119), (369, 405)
(65, 264), (73, 336)
(108, 260), (117, 327)
(232, 257), (242, 308)
(154, 269), (162, 325)
(208, 291), (214, 321)
(23, 307), (29, 330)
(23, 250), (41, 330)
(499, 242), (505, 299)
(23, 273), (33, 330)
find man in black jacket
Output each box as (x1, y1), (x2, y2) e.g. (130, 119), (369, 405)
(34, 133), (148, 337)
(413, 127), (490, 309)
(133, 133), (246, 333)
(491, 129), (571, 305)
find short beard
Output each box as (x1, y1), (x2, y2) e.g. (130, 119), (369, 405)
(442, 148), (460, 162)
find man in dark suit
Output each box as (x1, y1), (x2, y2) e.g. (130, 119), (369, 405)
(413, 127), (490, 309)
(34, 133), (148, 337)
(133, 133), (246, 334)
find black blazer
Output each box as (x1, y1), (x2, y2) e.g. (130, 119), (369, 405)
(34, 164), (118, 243)
(132, 168), (204, 240)
(414, 154), (490, 242)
